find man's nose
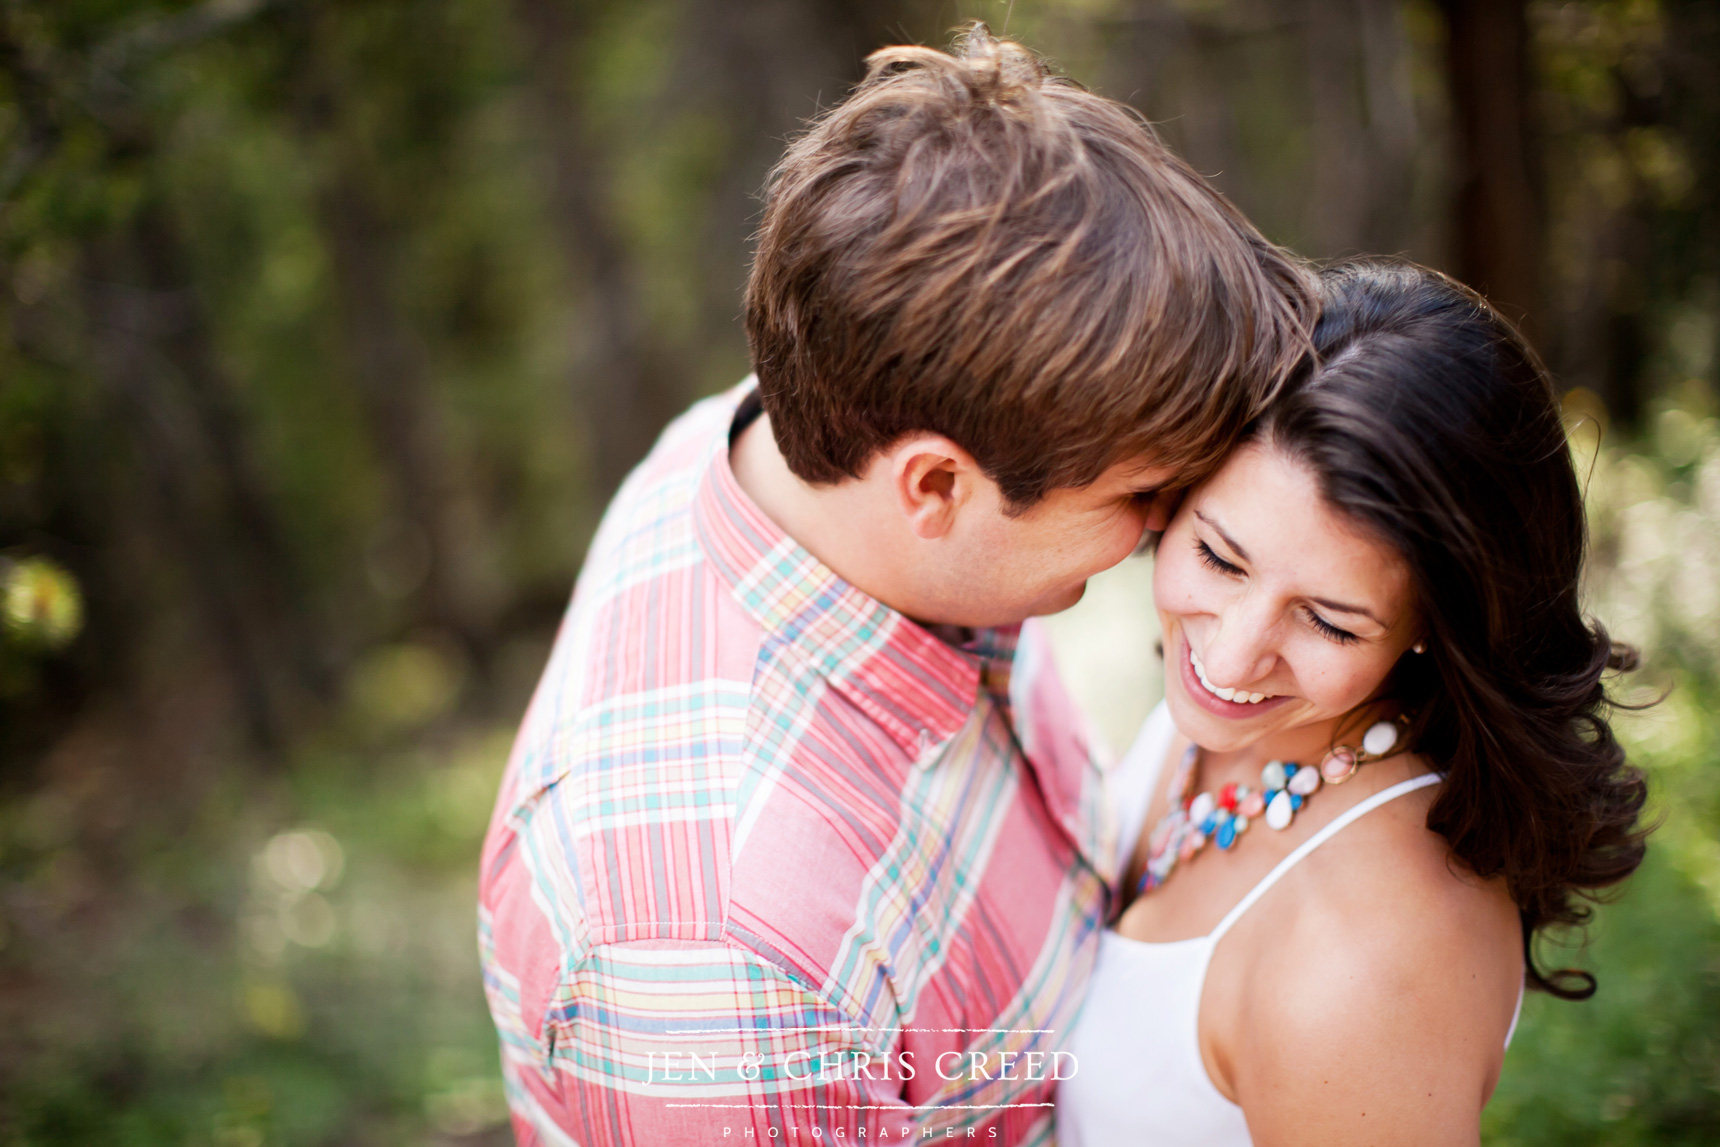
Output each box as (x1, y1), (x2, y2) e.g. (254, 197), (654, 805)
(1143, 489), (1183, 534)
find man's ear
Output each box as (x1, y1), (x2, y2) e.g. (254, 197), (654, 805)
(890, 435), (979, 540)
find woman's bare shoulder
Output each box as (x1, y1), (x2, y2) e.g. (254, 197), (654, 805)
(1286, 770), (1519, 986)
(1226, 774), (1522, 1143)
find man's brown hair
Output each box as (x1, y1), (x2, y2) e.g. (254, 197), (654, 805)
(744, 25), (1315, 507)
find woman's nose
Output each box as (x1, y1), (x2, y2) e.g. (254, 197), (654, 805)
(1203, 604), (1277, 688)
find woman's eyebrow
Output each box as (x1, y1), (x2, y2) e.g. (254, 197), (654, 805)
(1193, 510), (1250, 562)
(1308, 596), (1389, 628)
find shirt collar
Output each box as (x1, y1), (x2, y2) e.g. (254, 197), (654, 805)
(694, 413), (1019, 758)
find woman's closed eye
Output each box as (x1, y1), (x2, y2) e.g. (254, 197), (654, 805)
(1304, 607), (1359, 645)
(1196, 539), (1242, 576)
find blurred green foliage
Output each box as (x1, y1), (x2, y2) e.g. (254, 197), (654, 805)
(0, 0), (1715, 1144)
(1482, 403), (1720, 1146)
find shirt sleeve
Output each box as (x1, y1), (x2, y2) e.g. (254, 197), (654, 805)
(502, 939), (919, 1146)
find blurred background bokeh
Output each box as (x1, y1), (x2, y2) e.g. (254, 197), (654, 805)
(0, 1), (1716, 1143)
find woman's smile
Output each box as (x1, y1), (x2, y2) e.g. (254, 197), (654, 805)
(1177, 633), (1292, 719)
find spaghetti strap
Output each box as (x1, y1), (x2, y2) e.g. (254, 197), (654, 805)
(1209, 773), (1442, 944)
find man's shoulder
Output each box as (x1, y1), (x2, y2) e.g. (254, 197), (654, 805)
(573, 383), (748, 589)
(497, 385), (758, 789)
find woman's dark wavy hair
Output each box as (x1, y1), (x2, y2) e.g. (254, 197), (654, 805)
(1255, 258), (1649, 999)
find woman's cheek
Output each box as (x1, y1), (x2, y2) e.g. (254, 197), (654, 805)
(1153, 547), (1203, 614)
(1288, 647), (1345, 711)
(1312, 650), (1392, 711)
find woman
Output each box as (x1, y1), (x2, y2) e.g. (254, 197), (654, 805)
(1057, 260), (1648, 1145)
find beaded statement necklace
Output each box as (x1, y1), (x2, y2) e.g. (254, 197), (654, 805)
(1136, 718), (1408, 895)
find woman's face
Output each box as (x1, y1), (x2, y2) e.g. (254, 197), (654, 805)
(1155, 439), (1421, 754)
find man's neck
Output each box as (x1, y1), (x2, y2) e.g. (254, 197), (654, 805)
(729, 412), (902, 612)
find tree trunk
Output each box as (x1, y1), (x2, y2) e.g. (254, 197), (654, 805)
(1354, 0), (1419, 253)
(128, 199), (331, 702)
(1438, 0), (1544, 345)
(80, 220), (292, 752)
(315, 166), (482, 642)
(1304, 0), (1370, 257)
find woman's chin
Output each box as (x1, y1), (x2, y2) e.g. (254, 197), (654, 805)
(1165, 688), (1261, 752)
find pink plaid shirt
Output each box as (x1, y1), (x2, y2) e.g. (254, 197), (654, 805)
(479, 383), (1118, 1145)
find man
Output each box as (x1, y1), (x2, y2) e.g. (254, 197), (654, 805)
(480, 27), (1312, 1146)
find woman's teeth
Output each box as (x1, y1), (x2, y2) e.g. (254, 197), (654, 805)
(1189, 645), (1272, 705)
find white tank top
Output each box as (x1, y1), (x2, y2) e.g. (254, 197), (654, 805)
(1056, 704), (1522, 1146)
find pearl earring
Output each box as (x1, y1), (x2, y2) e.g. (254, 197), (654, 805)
(1413, 640), (1427, 654)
